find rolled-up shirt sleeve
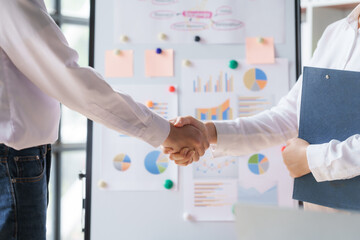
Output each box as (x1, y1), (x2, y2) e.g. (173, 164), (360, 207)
(212, 77), (301, 157)
(307, 136), (360, 182)
(0, 0), (169, 147)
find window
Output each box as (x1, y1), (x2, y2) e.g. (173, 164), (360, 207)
(43, 1), (90, 240)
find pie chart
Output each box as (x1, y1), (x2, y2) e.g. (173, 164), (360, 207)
(144, 151), (169, 175)
(248, 154), (269, 175)
(113, 153), (131, 172)
(243, 68), (267, 91)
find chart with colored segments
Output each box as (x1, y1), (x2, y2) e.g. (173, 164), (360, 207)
(243, 68), (268, 91)
(196, 99), (233, 120)
(113, 153), (131, 172)
(144, 151), (169, 175)
(248, 154), (269, 175)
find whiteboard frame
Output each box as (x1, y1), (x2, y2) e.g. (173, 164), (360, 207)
(85, 0), (302, 239)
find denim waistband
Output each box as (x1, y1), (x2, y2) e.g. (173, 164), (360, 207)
(0, 144), (50, 158)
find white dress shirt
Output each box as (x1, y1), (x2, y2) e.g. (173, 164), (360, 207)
(0, 0), (170, 150)
(214, 4), (360, 183)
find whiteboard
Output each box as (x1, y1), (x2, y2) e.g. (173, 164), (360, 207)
(85, 0), (301, 239)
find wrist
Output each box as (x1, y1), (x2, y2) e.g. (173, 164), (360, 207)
(205, 122), (217, 144)
(163, 123), (175, 145)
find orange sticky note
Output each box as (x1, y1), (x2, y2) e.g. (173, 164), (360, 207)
(105, 50), (133, 78)
(246, 37), (275, 64)
(145, 49), (174, 77)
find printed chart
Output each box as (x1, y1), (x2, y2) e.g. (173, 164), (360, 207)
(193, 155), (238, 179)
(182, 59), (293, 221)
(238, 184), (278, 206)
(193, 71), (234, 93)
(238, 96), (271, 117)
(195, 99), (233, 120)
(113, 153), (131, 172)
(146, 101), (169, 119)
(144, 151), (169, 175)
(185, 180), (238, 221)
(99, 84), (178, 191)
(237, 147), (295, 209)
(248, 154), (269, 175)
(194, 182), (235, 208)
(243, 68), (268, 91)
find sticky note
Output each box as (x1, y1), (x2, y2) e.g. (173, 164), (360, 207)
(105, 50), (133, 78)
(145, 49), (174, 77)
(246, 37), (275, 64)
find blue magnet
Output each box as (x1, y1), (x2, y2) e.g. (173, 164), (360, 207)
(156, 48), (162, 54)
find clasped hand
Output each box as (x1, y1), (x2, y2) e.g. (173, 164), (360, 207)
(162, 116), (312, 179)
(161, 116), (214, 166)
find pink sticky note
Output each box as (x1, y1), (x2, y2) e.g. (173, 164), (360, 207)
(105, 50), (133, 78)
(246, 37), (275, 64)
(145, 49), (174, 77)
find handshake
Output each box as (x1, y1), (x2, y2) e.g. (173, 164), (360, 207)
(161, 116), (217, 166)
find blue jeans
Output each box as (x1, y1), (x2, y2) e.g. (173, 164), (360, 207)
(0, 144), (51, 240)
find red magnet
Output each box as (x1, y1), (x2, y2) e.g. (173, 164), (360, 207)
(169, 86), (176, 92)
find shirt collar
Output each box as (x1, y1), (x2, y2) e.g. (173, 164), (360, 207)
(347, 3), (360, 30)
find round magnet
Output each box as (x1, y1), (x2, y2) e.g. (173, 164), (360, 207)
(168, 86), (176, 92)
(164, 179), (174, 190)
(182, 59), (191, 67)
(229, 60), (238, 69)
(98, 180), (107, 189)
(146, 100), (154, 108)
(158, 33), (167, 40)
(194, 36), (201, 42)
(156, 48), (162, 54)
(120, 35), (129, 42)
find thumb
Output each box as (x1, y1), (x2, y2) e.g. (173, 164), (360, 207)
(162, 147), (175, 154)
(174, 117), (192, 127)
(169, 118), (177, 125)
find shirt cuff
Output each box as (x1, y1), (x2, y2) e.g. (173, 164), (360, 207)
(210, 121), (235, 157)
(140, 113), (170, 148)
(306, 143), (330, 182)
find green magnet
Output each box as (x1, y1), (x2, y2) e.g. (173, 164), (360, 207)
(229, 60), (238, 69)
(164, 179), (174, 190)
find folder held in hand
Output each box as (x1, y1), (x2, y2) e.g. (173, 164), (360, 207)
(293, 66), (360, 210)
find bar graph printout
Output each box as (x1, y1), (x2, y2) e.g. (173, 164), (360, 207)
(181, 59), (289, 122)
(99, 84), (179, 191)
(182, 59), (295, 221)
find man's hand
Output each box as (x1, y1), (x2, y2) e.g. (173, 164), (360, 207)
(282, 138), (311, 178)
(161, 123), (209, 164)
(172, 116), (217, 144)
(162, 116), (217, 166)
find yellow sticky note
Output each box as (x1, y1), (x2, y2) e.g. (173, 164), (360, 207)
(105, 50), (133, 78)
(246, 37), (275, 64)
(145, 49), (174, 77)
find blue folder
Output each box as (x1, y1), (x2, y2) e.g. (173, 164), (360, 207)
(293, 67), (360, 211)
